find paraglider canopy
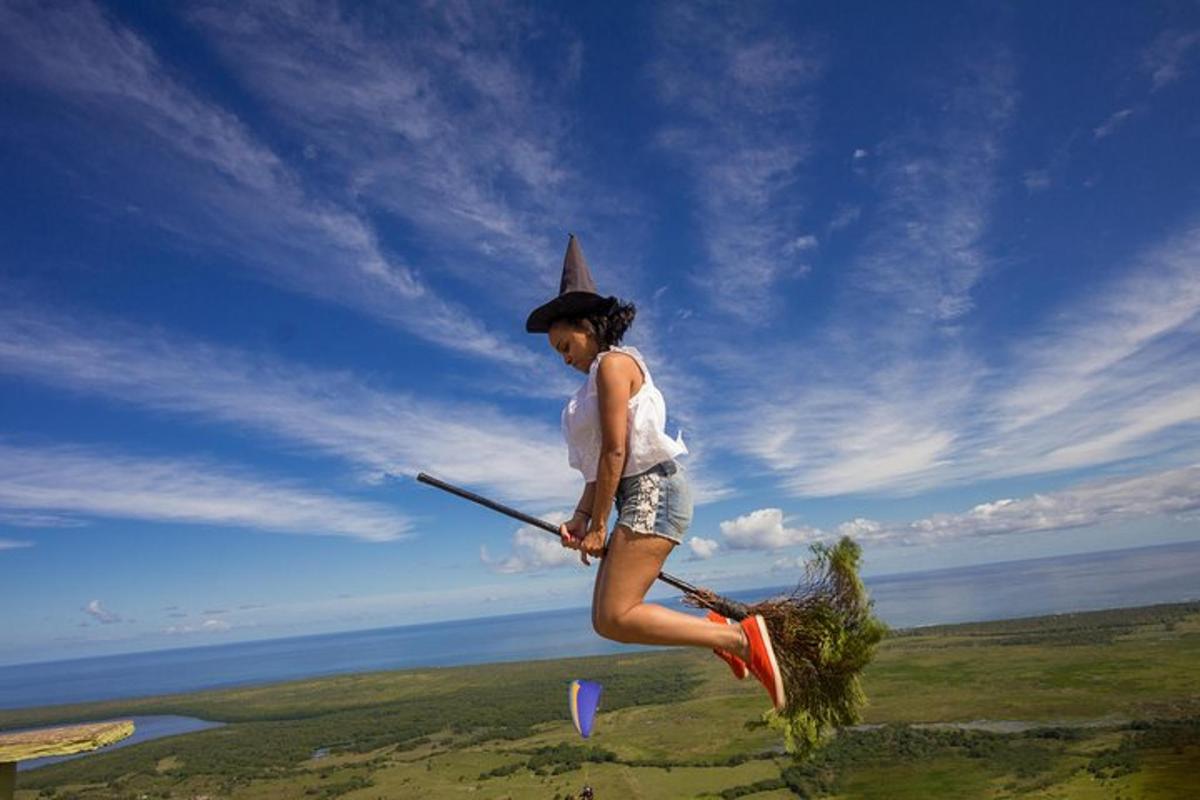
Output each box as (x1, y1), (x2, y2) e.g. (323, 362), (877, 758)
(569, 679), (602, 738)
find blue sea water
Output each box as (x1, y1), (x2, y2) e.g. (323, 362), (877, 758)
(1, 541), (1197, 712)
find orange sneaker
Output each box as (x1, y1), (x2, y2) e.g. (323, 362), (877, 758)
(705, 610), (748, 680)
(739, 614), (786, 711)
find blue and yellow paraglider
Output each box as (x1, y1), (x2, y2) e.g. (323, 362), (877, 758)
(569, 679), (602, 738)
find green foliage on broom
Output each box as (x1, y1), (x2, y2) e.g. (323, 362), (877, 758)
(750, 536), (888, 756)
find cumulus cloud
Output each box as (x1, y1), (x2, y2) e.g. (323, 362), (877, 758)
(84, 600), (122, 624)
(719, 508), (824, 550)
(836, 518), (884, 539)
(838, 465), (1200, 546)
(688, 536), (720, 559)
(480, 521), (580, 574)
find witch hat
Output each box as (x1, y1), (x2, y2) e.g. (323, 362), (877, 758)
(525, 234), (617, 333)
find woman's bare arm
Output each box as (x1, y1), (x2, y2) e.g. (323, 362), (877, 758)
(586, 354), (640, 540)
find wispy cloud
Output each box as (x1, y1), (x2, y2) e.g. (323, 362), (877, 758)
(1093, 107), (1135, 139)
(0, 305), (577, 505)
(1022, 169), (1051, 192)
(695, 50), (1021, 497)
(851, 47), (1017, 326)
(0, 538), (33, 551)
(186, 1), (621, 322)
(983, 220), (1200, 475)
(84, 599), (122, 624)
(718, 213), (1200, 497)
(0, 442), (411, 541)
(827, 204), (862, 233)
(0, 511), (84, 529)
(1143, 28), (1200, 90)
(0, 0), (535, 367)
(650, 2), (823, 319)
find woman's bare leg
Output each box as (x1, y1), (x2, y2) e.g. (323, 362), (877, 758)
(593, 525), (748, 658)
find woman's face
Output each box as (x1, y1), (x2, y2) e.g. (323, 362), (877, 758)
(548, 319), (598, 374)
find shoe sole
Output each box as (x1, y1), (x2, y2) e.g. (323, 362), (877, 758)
(753, 614), (786, 711)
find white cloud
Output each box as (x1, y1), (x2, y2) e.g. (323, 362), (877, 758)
(0, 0), (535, 367)
(784, 234), (819, 254)
(650, 4), (823, 319)
(165, 618), (232, 635)
(719, 508), (824, 550)
(1143, 29), (1200, 90)
(851, 48), (1016, 324)
(688, 536), (720, 559)
(84, 600), (122, 624)
(853, 148), (869, 159)
(717, 216), (1200, 498)
(770, 554), (809, 573)
(1022, 169), (1051, 192)
(0, 511), (84, 528)
(0, 442), (411, 541)
(0, 538), (33, 550)
(1093, 108), (1135, 139)
(480, 521), (581, 574)
(852, 464), (1200, 545)
(0, 306), (578, 506)
(836, 518), (884, 539)
(185, 1), (619, 324)
(828, 204), (862, 232)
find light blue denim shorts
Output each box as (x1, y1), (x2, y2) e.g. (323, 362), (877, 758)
(613, 460), (693, 544)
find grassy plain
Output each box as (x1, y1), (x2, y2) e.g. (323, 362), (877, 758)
(3, 602), (1197, 799)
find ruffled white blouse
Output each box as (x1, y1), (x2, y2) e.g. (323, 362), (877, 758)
(562, 346), (687, 481)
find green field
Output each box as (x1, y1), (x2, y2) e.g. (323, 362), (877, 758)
(4, 602), (1198, 799)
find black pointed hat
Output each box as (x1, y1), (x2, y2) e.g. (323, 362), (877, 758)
(525, 234), (617, 333)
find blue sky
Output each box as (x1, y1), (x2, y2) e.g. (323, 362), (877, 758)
(1, 0), (1198, 666)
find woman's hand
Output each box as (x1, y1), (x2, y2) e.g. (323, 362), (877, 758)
(559, 513), (588, 548)
(558, 514), (606, 566)
(576, 527), (607, 566)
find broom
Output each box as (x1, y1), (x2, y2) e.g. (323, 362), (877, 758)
(416, 472), (887, 755)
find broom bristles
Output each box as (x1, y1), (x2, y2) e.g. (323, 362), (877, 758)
(684, 536), (887, 756)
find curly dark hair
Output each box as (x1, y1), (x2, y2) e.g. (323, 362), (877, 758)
(559, 299), (637, 351)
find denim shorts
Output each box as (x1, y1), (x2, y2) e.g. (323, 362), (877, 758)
(613, 460), (693, 544)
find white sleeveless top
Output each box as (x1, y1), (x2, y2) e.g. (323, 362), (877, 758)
(562, 346), (687, 481)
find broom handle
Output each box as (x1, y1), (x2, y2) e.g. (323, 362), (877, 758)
(416, 472), (703, 597)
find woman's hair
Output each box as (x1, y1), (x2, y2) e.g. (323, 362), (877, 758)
(562, 299), (637, 351)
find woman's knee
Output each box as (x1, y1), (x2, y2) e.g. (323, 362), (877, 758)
(592, 607), (627, 642)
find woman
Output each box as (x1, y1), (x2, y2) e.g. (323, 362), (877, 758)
(526, 234), (785, 711)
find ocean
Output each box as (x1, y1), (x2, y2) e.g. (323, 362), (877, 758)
(2, 540), (1197, 711)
